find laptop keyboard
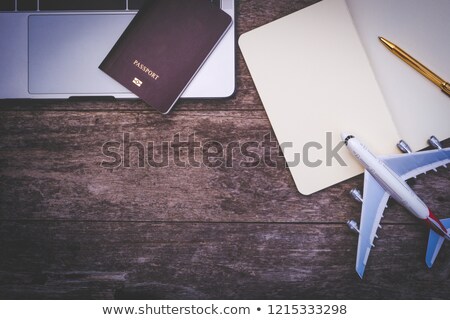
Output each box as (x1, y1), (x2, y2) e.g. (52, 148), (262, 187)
(1, 0), (221, 11)
(18, 0), (37, 11)
(39, 1), (127, 11)
(128, 0), (147, 10)
(0, 0), (15, 11)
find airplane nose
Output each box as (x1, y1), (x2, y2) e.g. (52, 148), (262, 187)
(341, 132), (351, 141)
(341, 132), (355, 145)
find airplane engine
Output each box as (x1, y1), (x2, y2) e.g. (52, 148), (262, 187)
(347, 220), (360, 234)
(428, 136), (443, 150)
(349, 188), (363, 203)
(397, 140), (412, 154)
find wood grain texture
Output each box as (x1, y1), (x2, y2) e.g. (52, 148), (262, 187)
(1, 222), (449, 299)
(0, 111), (449, 223)
(0, 0), (449, 299)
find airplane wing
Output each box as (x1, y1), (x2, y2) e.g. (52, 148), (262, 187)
(356, 170), (390, 278)
(381, 147), (450, 180)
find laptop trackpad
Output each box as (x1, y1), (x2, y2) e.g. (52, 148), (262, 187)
(29, 14), (134, 95)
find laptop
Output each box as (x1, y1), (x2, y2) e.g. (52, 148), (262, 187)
(0, 0), (235, 100)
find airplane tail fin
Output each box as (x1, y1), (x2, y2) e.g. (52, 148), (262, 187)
(426, 218), (450, 268)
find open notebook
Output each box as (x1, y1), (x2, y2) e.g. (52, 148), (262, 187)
(239, 0), (450, 195)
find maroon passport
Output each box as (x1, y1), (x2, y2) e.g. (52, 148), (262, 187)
(99, 0), (232, 113)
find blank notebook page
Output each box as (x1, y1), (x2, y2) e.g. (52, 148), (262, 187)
(346, 0), (450, 150)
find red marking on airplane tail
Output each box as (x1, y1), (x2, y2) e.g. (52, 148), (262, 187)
(426, 210), (448, 237)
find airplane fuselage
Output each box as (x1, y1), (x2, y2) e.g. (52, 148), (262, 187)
(344, 135), (449, 239)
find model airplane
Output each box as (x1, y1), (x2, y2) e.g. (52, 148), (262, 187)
(342, 133), (450, 278)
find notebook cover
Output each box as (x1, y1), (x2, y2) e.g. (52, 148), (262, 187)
(99, 0), (232, 113)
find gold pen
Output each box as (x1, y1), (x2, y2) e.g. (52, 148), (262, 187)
(379, 37), (450, 96)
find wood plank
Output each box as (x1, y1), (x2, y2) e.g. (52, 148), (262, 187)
(0, 221), (448, 299)
(1, 111), (449, 223)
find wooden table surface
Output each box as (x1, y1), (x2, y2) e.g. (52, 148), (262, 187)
(1, 0), (449, 299)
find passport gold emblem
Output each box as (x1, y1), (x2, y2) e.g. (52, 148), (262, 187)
(133, 78), (143, 87)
